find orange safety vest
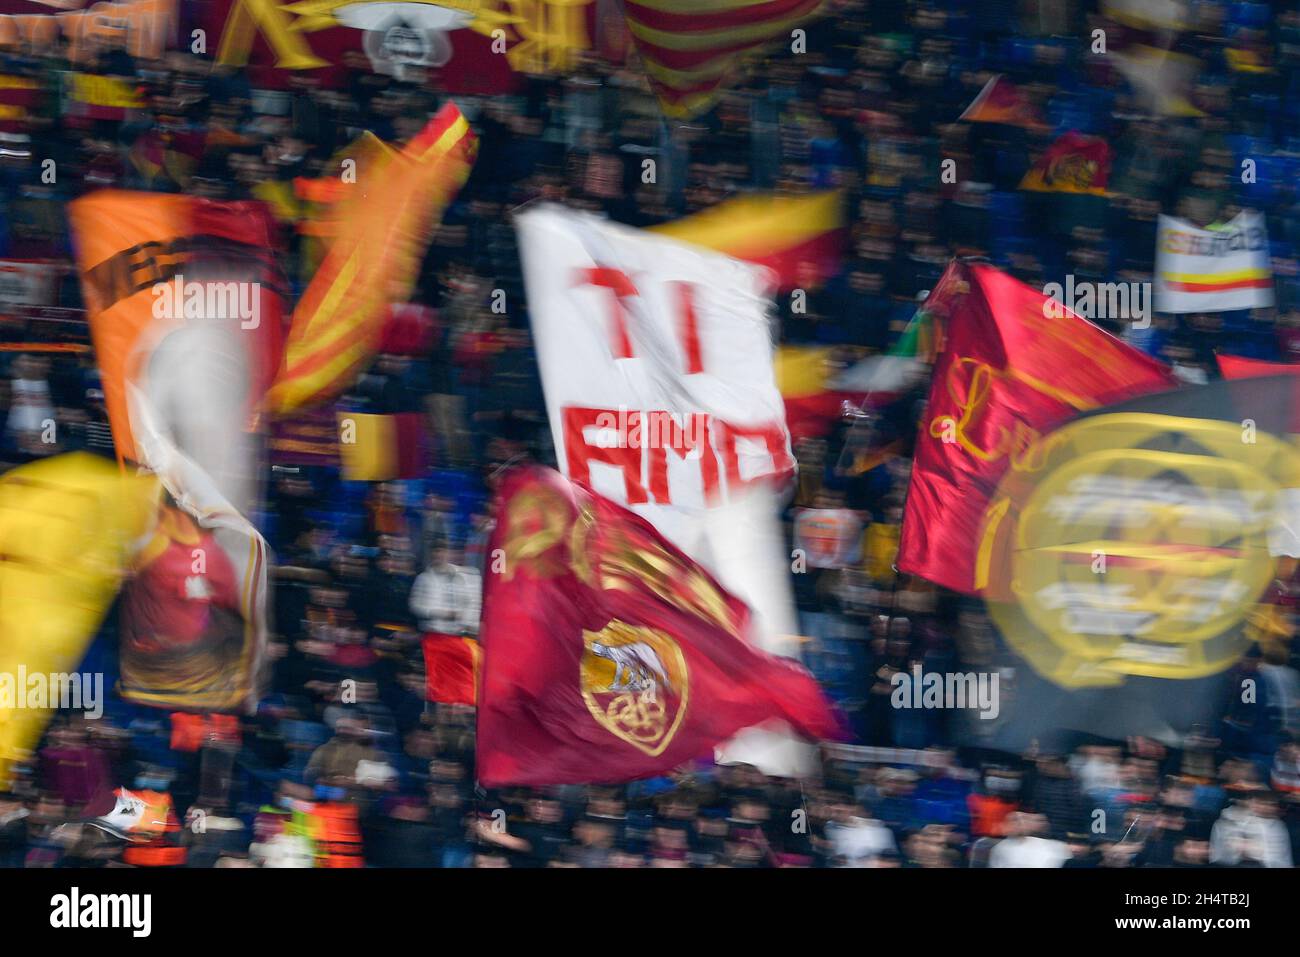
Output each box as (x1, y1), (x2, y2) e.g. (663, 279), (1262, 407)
(313, 802), (364, 868)
(170, 712), (241, 752)
(122, 792), (188, 867)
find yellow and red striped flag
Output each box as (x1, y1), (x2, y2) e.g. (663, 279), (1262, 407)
(264, 103), (477, 416)
(624, 0), (826, 119)
(651, 190), (844, 290)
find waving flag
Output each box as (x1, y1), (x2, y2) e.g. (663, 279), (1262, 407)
(624, 0), (826, 118)
(477, 467), (844, 786)
(1019, 131), (1112, 195)
(959, 75), (1047, 130)
(68, 191), (279, 712)
(1218, 354), (1300, 380)
(422, 634), (479, 706)
(897, 261), (1177, 595)
(0, 454), (156, 788)
(265, 102), (476, 415)
(651, 190), (844, 291)
(518, 203), (812, 775)
(1155, 211), (1274, 314)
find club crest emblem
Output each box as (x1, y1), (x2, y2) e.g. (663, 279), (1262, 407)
(580, 620), (688, 755)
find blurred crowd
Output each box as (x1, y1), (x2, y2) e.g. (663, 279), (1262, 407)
(4, 0), (1300, 866)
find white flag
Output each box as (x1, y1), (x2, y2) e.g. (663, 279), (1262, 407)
(517, 204), (815, 776)
(1155, 211), (1274, 313)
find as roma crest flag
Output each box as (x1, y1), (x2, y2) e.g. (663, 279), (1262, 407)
(477, 467), (843, 786)
(897, 262), (1177, 595)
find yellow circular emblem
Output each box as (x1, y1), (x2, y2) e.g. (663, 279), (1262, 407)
(979, 413), (1300, 687)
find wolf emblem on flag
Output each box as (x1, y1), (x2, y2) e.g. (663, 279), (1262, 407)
(580, 620), (688, 755)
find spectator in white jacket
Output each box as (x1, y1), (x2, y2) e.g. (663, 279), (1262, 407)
(1210, 791), (1293, 868)
(409, 544), (482, 636)
(989, 812), (1072, 868)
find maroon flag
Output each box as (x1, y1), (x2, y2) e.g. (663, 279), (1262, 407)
(477, 467), (843, 786)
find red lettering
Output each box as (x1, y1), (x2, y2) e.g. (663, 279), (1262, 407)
(563, 406), (646, 504)
(648, 413), (718, 505)
(672, 281), (704, 374)
(575, 267), (638, 360)
(716, 421), (795, 493)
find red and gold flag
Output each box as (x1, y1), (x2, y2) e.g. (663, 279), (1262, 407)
(959, 75), (1047, 130)
(478, 466), (844, 786)
(422, 634), (480, 706)
(1019, 131), (1112, 195)
(651, 190), (844, 291)
(624, 0), (826, 119)
(897, 262), (1176, 595)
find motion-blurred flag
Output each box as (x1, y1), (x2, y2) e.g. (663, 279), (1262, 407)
(833, 305), (937, 396)
(774, 346), (858, 441)
(337, 411), (428, 481)
(1019, 131), (1112, 195)
(520, 203), (821, 775)
(1101, 0), (1190, 31)
(897, 261), (1177, 595)
(1113, 45), (1203, 117)
(517, 202), (793, 562)
(1155, 211), (1274, 313)
(422, 633), (479, 706)
(477, 467), (844, 786)
(0, 454), (156, 788)
(67, 190), (285, 478)
(624, 0), (825, 118)
(0, 74), (40, 132)
(651, 190), (845, 291)
(958, 75), (1047, 130)
(68, 191), (280, 713)
(63, 72), (145, 121)
(264, 102), (476, 415)
(977, 374), (1300, 748)
(1218, 354), (1300, 380)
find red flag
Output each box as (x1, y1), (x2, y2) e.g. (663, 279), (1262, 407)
(897, 262), (1177, 595)
(1217, 354), (1300, 379)
(422, 634), (480, 706)
(477, 467), (843, 786)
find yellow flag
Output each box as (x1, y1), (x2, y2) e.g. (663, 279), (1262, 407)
(0, 454), (156, 786)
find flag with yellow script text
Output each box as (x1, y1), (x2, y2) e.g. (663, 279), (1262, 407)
(897, 261), (1177, 595)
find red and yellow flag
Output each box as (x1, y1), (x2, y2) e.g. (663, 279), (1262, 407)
(264, 103), (477, 416)
(897, 262), (1177, 595)
(652, 190), (844, 291)
(337, 411), (428, 482)
(422, 634), (480, 706)
(1019, 131), (1113, 195)
(959, 75), (1047, 130)
(478, 466), (844, 786)
(624, 0), (826, 118)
